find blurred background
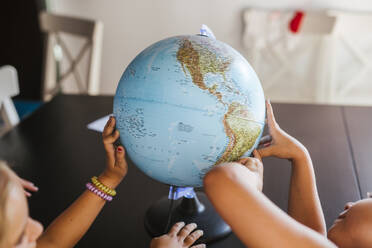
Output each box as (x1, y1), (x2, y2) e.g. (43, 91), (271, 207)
(2, 0), (372, 107)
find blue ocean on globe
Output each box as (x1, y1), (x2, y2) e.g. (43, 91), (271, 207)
(114, 35), (265, 187)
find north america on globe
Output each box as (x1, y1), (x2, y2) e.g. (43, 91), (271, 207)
(114, 35), (265, 187)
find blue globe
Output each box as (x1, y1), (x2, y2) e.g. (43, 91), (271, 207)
(114, 35), (265, 187)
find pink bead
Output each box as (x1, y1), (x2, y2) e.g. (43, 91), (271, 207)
(86, 182), (114, 202)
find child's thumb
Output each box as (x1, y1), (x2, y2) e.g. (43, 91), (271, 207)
(257, 146), (275, 158)
(115, 146), (126, 166)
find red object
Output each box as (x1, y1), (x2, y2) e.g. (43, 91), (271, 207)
(117, 147), (123, 152)
(289, 11), (305, 33)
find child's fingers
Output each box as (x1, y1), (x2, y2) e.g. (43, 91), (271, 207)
(178, 223), (198, 241)
(103, 116), (114, 133)
(103, 129), (119, 145)
(183, 229), (204, 247)
(168, 222), (185, 236)
(102, 116), (116, 138)
(253, 150), (264, 174)
(102, 117), (120, 163)
(259, 135), (272, 145)
(191, 244), (206, 248)
(19, 178), (39, 192)
(257, 145), (275, 158)
(103, 130), (120, 163)
(237, 157), (249, 165)
(106, 130), (120, 144)
(266, 100), (278, 132)
(253, 150), (262, 162)
(115, 146), (126, 167)
(103, 116), (112, 128)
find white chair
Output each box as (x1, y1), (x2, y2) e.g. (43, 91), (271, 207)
(242, 9), (337, 104)
(243, 9), (372, 105)
(39, 11), (104, 101)
(0, 65), (20, 136)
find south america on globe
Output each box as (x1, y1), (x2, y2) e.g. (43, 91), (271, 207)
(114, 35), (265, 187)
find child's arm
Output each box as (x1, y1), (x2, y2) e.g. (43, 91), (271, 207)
(37, 116), (127, 248)
(204, 152), (335, 248)
(258, 101), (326, 235)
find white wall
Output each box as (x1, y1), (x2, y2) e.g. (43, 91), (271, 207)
(50, 0), (372, 95)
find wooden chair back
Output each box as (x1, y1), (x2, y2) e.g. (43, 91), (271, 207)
(0, 65), (20, 136)
(39, 11), (103, 101)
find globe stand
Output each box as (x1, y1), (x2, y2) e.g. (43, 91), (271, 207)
(144, 189), (231, 244)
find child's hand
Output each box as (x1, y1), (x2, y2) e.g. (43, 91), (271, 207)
(237, 150), (264, 191)
(150, 222), (205, 248)
(17, 177), (39, 197)
(257, 100), (308, 162)
(99, 116), (128, 189)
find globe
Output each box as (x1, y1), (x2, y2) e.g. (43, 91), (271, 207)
(114, 35), (265, 187)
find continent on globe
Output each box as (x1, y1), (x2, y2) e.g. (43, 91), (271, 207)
(176, 38), (262, 164)
(114, 34), (265, 187)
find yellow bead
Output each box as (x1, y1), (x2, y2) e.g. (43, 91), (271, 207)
(91, 176), (117, 196)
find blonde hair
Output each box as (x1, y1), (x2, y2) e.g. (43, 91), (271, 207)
(0, 161), (15, 246)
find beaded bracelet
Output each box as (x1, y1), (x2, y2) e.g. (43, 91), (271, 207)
(91, 176), (117, 196)
(86, 183), (113, 202)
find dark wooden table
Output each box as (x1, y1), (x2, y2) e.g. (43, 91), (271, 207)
(0, 95), (364, 247)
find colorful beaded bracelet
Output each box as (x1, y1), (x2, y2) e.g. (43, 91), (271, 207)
(91, 176), (117, 196)
(86, 183), (113, 202)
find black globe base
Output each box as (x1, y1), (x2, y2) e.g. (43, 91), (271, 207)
(144, 192), (231, 244)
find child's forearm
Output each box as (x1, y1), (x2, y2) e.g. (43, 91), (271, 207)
(204, 164), (335, 248)
(37, 175), (119, 248)
(288, 152), (326, 235)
